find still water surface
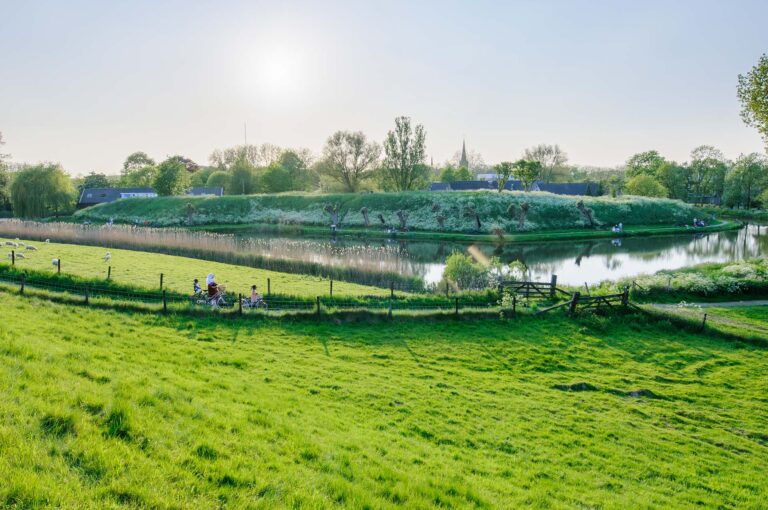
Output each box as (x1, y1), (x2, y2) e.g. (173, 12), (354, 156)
(233, 225), (767, 286)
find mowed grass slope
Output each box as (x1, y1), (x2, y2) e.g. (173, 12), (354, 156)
(1, 296), (767, 508)
(0, 239), (388, 297)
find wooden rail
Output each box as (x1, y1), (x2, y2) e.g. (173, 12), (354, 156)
(500, 275), (570, 299)
(537, 286), (630, 315)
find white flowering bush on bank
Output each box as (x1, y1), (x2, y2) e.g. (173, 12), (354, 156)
(75, 191), (701, 233)
(616, 258), (768, 300)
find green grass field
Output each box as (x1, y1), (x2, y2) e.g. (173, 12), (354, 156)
(1, 294), (767, 508)
(0, 239), (388, 298)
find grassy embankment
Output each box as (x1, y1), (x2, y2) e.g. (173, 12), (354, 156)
(75, 191), (715, 239)
(612, 258), (768, 303)
(2, 294), (767, 508)
(646, 304), (768, 344)
(701, 205), (768, 223)
(0, 238), (390, 298)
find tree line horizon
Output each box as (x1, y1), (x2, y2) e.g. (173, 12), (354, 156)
(0, 53), (766, 217)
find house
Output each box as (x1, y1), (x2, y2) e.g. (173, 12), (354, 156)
(536, 182), (598, 196)
(77, 187), (224, 208)
(78, 187), (157, 208)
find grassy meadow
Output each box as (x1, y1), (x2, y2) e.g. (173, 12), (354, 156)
(74, 191), (702, 233)
(2, 294), (767, 508)
(0, 238), (389, 298)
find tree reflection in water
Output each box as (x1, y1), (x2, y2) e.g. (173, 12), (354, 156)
(235, 225), (766, 286)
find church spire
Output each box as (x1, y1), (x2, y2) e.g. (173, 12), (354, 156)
(459, 139), (469, 169)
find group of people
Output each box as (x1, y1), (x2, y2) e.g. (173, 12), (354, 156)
(692, 218), (707, 228)
(192, 274), (266, 308)
(611, 223), (624, 234)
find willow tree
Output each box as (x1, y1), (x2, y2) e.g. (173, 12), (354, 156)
(320, 131), (380, 192)
(11, 164), (75, 218)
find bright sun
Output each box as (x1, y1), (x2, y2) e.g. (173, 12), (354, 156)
(249, 45), (308, 101)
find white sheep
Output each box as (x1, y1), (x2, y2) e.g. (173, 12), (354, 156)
(25, 244), (37, 251)
(7, 252), (24, 259)
(45, 239), (50, 243)
(4, 241), (16, 247)
(52, 258), (60, 266)
(103, 252), (111, 262)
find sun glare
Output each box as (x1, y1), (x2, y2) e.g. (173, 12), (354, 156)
(248, 45), (309, 101)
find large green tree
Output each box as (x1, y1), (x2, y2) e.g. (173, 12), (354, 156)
(78, 172), (110, 192)
(121, 151), (156, 187)
(382, 116), (427, 191)
(523, 144), (568, 183)
(320, 131), (380, 192)
(723, 153), (768, 208)
(152, 156), (190, 196)
(512, 159), (542, 191)
(737, 53), (768, 151)
(205, 171), (231, 192)
(493, 161), (515, 192)
(278, 150), (317, 191)
(688, 145), (727, 202)
(625, 150), (667, 177)
(10, 164), (75, 218)
(624, 174), (668, 198)
(229, 158), (257, 195)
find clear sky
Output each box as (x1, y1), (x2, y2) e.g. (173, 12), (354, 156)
(1, 0), (766, 175)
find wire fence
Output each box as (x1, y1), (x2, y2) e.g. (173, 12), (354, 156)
(0, 266), (512, 319)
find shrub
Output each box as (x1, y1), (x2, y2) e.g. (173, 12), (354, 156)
(443, 252), (488, 290)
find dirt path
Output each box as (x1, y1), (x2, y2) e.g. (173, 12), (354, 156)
(651, 300), (768, 309)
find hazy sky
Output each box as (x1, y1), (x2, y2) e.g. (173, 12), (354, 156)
(1, 0), (766, 175)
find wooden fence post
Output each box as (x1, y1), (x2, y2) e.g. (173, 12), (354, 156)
(316, 296), (321, 318)
(330, 279), (333, 298)
(455, 297), (459, 317)
(267, 278), (271, 297)
(84, 285), (89, 305)
(568, 292), (581, 315)
(584, 282), (590, 295)
(160, 273), (164, 290)
(162, 290), (167, 313)
(11, 250), (14, 266)
(701, 313), (707, 330)
(58, 259), (61, 274)
(238, 293), (243, 316)
(19, 274), (25, 294)
(107, 266), (111, 280)
(550, 275), (557, 298)
(621, 286), (629, 307)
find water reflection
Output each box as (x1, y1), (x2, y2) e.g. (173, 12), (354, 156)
(234, 225), (767, 285)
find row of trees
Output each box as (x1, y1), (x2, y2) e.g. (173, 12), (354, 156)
(619, 146), (768, 207)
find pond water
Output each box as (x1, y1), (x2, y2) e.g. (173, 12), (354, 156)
(231, 225), (767, 286)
